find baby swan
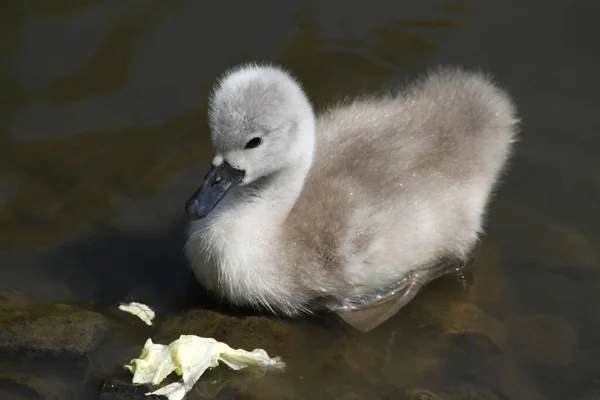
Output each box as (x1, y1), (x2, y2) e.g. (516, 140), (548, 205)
(185, 63), (518, 332)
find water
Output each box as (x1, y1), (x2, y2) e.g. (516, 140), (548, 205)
(1, 0), (599, 399)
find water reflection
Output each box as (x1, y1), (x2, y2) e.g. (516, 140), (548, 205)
(1, 0), (599, 399)
(280, 0), (469, 106)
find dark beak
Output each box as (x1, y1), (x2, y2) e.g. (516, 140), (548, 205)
(185, 162), (245, 219)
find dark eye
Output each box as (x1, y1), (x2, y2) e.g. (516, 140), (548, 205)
(244, 137), (262, 149)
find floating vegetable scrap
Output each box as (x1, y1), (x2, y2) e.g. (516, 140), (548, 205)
(125, 335), (284, 400)
(118, 302), (155, 326)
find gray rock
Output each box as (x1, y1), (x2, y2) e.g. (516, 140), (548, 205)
(0, 287), (108, 399)
(0, 289), (107, 359)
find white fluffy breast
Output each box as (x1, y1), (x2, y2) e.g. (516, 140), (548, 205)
(185, 205), (300, 313)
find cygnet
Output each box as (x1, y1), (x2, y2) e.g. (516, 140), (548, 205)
(184, 63), (518, 332)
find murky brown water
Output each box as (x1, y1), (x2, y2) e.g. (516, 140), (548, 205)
(1, 0), (599, 399)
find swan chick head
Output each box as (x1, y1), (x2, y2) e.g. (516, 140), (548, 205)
(186, 63), (315, 218)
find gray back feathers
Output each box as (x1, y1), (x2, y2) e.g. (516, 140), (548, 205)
(186, 63), (519, 317)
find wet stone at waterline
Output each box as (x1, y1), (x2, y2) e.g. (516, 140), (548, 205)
(128, 309), (298, 399)
(155, 309), (296, 355)
(0, 287), (107, 357)
(151, 309), (380, 399)
(0, 287), (107, 399)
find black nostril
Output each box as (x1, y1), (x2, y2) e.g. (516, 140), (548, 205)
(211, 177), (221, 187)
(185, 198), (198, 216)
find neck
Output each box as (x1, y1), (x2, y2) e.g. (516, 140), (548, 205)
(186, 120), (315, 308)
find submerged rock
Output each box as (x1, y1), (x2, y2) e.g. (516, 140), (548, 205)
(419, 300), (510, 353)
(505, 314), (578, 367)
(148, 309), (297, 398)
(152, 308), (380, 400)
(404, 299), (547, 400)
(0, 286), (108, 399)
(0, 292), (107, 359)
(492, 203), (597, 272)
(156, 309), (295, 357)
